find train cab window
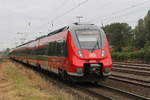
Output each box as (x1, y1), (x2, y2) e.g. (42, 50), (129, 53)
(75, 29), (102, 50)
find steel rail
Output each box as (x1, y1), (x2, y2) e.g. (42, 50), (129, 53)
(112, 67), (150, 76)
(113, 64), (150, 71)
(113, 62), (150, 67)
(109, 75), (150, 88)
(98, 84), (150, 100)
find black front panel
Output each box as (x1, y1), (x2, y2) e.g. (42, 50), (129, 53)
(84, 63), (103, 77)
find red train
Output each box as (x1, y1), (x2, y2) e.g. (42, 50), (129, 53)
(10, 23), (112, 83)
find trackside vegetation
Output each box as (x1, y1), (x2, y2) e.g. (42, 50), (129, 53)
(111, 46), (150, 62)
(0, 60), (74, 100)
(103, 10), (150, 62)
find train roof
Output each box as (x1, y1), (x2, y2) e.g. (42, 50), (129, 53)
(69, 22), (99, 31)
(72, 22), (94, 25)
(15, 26), (68, 48)
(47, 26), (68, 36)
(16, 40), (34, 48)
(14, 23), (98, 49)
(36, 35), (47, 40)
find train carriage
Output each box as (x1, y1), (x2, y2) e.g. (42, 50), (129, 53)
(10, 23), (112, 83)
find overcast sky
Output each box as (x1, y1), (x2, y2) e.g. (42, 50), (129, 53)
(0, 0), (150, 51)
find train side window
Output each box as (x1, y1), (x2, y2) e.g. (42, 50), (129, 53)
(51, 42), (54, 56)
(35, 48), (39, 55)
(56, 42), (60, 56)
(31, 47), (35, 55)
(47, 40), (68, 57)
(56, 40), (63, 57)
(35, 48), (38, 55)
(32, 47), (36, 55)
(54, 41), (57, 56)
(39, 47), (47, 55)
(54, 42), (57, 56)
(64, 41), (68, 57)
(59, 40), (68, 57)
(27, 49), (30, 55)
(48, 43), (50, 56)
(61, 42), (65, 56)
(35, 47), (39, 55)
(59, 42), (63, 56)
(44, 45), (48, 55)
(49, 43), (52, 56)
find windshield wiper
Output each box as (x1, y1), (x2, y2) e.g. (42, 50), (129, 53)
(91, 40), (99, 52)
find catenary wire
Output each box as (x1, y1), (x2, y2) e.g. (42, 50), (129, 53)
(88, 0), (150, 23)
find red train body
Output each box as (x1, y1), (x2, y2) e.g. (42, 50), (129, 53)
(10, 23), (112, 82)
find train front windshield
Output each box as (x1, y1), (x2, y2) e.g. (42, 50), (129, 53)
(75, 29), (102, 50)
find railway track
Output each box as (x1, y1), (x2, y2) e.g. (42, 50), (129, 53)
(73, 83), (150, 100)
(112, 62), (150, 88)
(113, 64), (150, 71)
(11, 59), (150, 100)
(109, 74), (150, 88)
(76, 82), (150, 100)
(112, 67), (150, 76)
(112, 62), (150, 76)
(113, 62), (150, 67)
(97, 84), (150, 100)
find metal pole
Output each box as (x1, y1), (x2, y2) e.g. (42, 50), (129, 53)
(76, 16), (83, 23)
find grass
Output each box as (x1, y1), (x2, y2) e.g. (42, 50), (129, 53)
(0, 60), (74, 100)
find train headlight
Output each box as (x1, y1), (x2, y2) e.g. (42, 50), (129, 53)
(78, 50), (83, 58)
(77, 68), (83, 74)
(104, 68), (111, 73)
(103, 68), (112, 76)
(101, 50), (106, 57)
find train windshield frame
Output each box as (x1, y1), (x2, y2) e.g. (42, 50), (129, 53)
(75, 29), (102, 50)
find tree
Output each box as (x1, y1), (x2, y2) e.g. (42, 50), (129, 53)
(133, 10), (150, 48)
(144, 10), (150, 43)
(133, 19), (146, 48)
(103, 23), (132, 51)
(1, 48), (10, 56)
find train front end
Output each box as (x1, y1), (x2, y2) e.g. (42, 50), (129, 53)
(67, 23), (112, 82)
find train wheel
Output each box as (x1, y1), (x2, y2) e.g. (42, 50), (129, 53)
(93, 81), (99, 85)
(37, 64), (41, 70)
(58, 69), (71, 83)
(58, 69), (63, 80)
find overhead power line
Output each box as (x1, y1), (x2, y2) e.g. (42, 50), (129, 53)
(35, 0), (88, 31)
(52, 0), (89, 21)
(50, 0), (70, 16)
(104, 5), (150, 21)
(88, 0), (150, 22)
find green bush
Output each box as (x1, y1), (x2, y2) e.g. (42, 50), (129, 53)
(111, 47), (150, 62)
(111, 52), (130, 61)
(144, 46), (150, 62)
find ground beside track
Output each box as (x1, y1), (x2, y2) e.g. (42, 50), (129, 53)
(1, 57), (149, 100)
(0, 58), (76, 100)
